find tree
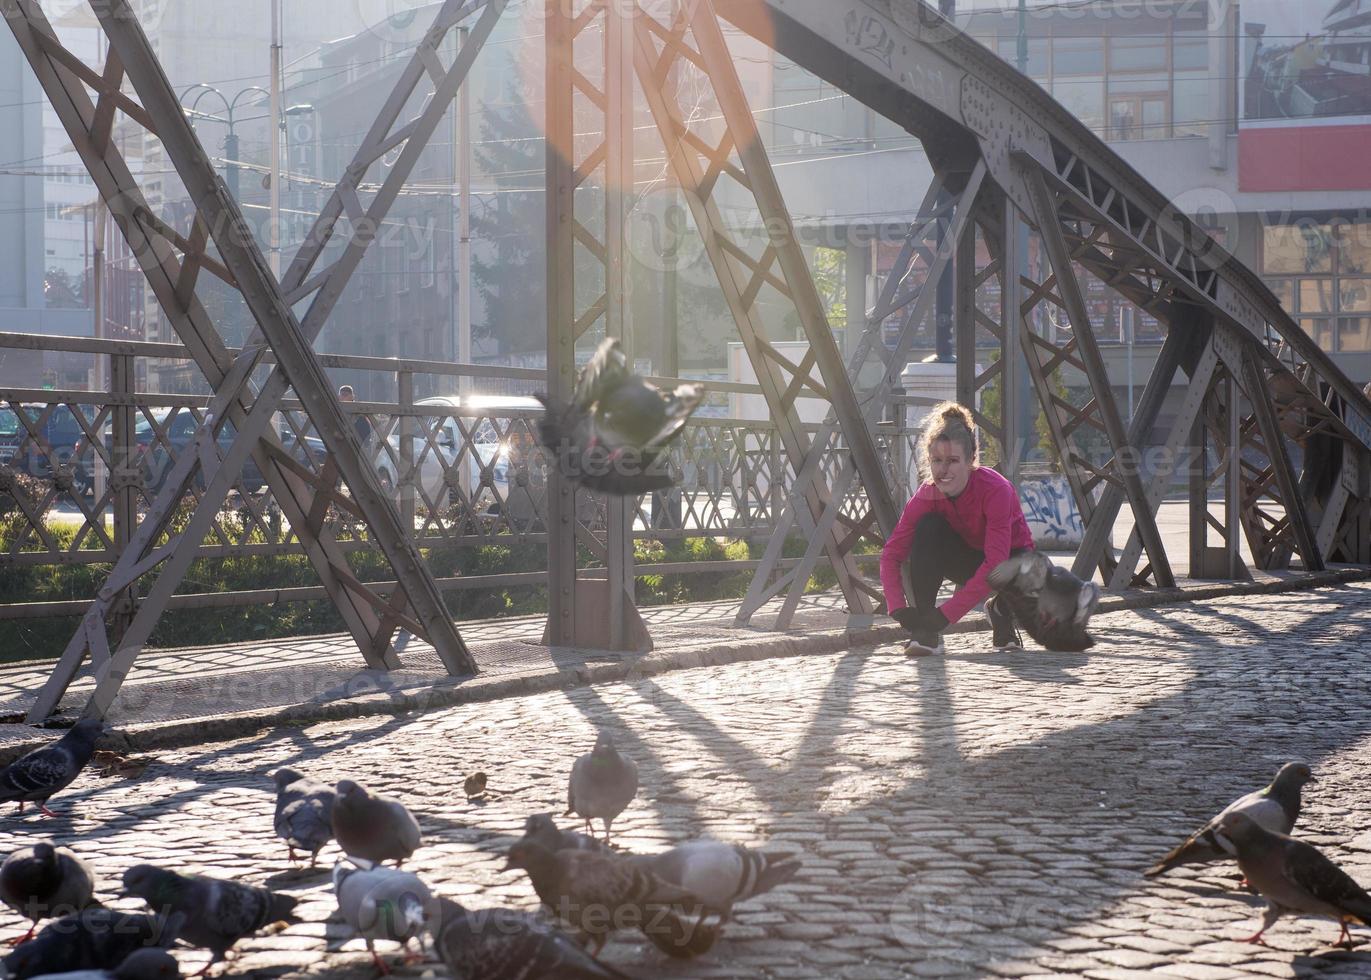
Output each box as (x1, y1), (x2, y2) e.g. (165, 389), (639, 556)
(469, 58), (546, 357)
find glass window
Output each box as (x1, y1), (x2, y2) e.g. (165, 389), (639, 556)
(1172, 72), (1209, 138)
(1338, 318), (1371, 351)
(1335, 220), (1371, 274)
(1141, 97), (1167, 138)
(998, 38), (1048, 78)
(1342, 278), (1371, 313)
(1053, 74), (1105, 132)
(1053, 37), (1104, 75)
(1268, 278), (1294, 310)
(1109, 36), (1166, 71)
(1300, 278), (1336, 314)
(1173, 31), (1208, 71)
(1301, 318), (1335, 351)
(1263, 223), (1334, 274)
(1108, 75), (1170, 95)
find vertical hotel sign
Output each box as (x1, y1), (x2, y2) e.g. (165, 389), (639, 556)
(1240, 0), (1371, 191)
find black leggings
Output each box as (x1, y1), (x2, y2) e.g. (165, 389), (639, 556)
(907, 513), (1029, 615)
(907, 514), (985, 614)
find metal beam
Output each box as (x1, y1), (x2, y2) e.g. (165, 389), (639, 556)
(735, 163), (985, 627)
(543, 0), (579, 647)
(769, 163), (987, 627)
(93, 1), (479, 678)
(1109, 335), (1220, 589)
(1021, 163), (1173, 587)
(1072, 324), (1189, 583)
(631, 2), (874, 615)
(9, 0), (502, 719)
(1237, 347), (1325, 572)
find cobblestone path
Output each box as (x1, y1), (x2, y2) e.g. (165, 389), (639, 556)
(3, 585), (1371, 979)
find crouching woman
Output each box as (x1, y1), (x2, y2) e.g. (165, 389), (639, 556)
(879, 402), (1034, 656)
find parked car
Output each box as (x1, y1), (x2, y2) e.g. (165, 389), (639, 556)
(373, 395), (540, 514)
(0, 403), (99, 496)
(107, 410), (267, 496)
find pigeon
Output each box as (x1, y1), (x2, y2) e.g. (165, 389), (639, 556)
(463, 772), (487, 799)
(271, 768), (336, 867)
(520, 813), (605, 854)
(332, 863), (437, 975)
(119, 865), (298, 972)
(23, 948), (181, 980)
(985, 551), (1101, 652)
(0, 909), (181, 980)
(1218, 811), (1371, 949)
(536, 337), (703, 495)
(0, 720), (106, 817)
(565, 732), (638, 844)
(91, 750), (152, 780)
(331, 780), (421, 868)
(430, 896), (630, 980)
(631, 840), (802, 924)
(1145, 762), (1313, 878)
(503, 839), (707, 957)
(0, 842), (97, 944)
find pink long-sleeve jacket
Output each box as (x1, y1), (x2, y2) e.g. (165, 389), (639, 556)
(880, 466), (1034, 624)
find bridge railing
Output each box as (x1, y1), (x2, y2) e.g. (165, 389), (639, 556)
(0, 332), (917, 624)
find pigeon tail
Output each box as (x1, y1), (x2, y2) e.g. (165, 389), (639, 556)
(1143, 831), (1226, 878)
(753, 856), (803, 896)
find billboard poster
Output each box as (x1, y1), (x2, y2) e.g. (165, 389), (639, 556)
(1240, 0), (1371, 191)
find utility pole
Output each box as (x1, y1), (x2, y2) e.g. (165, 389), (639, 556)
(269, 0), (282, 279)
(458, 25), (472, 392)
(932, 0), (956, 362)
(1014, 0), (1033, 472)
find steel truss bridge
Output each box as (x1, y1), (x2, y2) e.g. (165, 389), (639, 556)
(1, 0), (1367, 722)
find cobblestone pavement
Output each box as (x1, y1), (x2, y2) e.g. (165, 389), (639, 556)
(4, 584), (1371, 979)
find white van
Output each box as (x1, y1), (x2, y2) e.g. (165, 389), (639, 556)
(373, 395), (542, 517)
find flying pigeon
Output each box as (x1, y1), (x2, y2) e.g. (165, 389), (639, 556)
(430, 896), (629, 980)
(1145, 762), (1312, 878)
(503, 839), (706, 957)
(632, 840), (802, 924)
(565, 732), (638, 845)
(521, 813), (605, 854)
(332, 863), (437, 975)
(0, 909), (181, 980)
(986, 551), (1101, 652)
(0, 720), (106, 817)
(19, 948), (181, 980)
(1218, 811), (1371, 949)
(0, 842), (97, 945)
(536, 337), (703, 495)
(271, 768), (336, 867)
(119, 864), (298, 972)
(331, 780), (421, 868)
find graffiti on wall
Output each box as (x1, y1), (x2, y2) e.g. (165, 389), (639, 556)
(1019, 476), (1085, 549)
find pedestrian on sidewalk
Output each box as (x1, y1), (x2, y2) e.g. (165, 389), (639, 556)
(879, 401), (1034, 656)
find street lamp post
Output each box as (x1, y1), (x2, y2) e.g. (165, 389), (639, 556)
(178, 83), (271, 205)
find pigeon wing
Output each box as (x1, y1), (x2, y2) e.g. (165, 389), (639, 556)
(1281, 840), (1371, 920)
(574, 338), (629, 409)
(0, 746), (75, 802)
(642, 383), (705, 451)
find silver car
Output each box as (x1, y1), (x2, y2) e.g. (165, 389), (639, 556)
(373, 395), (541, 516)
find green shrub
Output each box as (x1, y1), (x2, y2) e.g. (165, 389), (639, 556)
(0, 526), (840, 662)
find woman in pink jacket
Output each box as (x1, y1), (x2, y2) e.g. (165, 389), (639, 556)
(880, 402), (1034, 656)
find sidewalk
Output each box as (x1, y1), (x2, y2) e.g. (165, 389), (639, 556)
(0, 554), (1365, 764)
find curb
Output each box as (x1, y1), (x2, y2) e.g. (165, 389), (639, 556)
(5, 567), (1368, 766)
